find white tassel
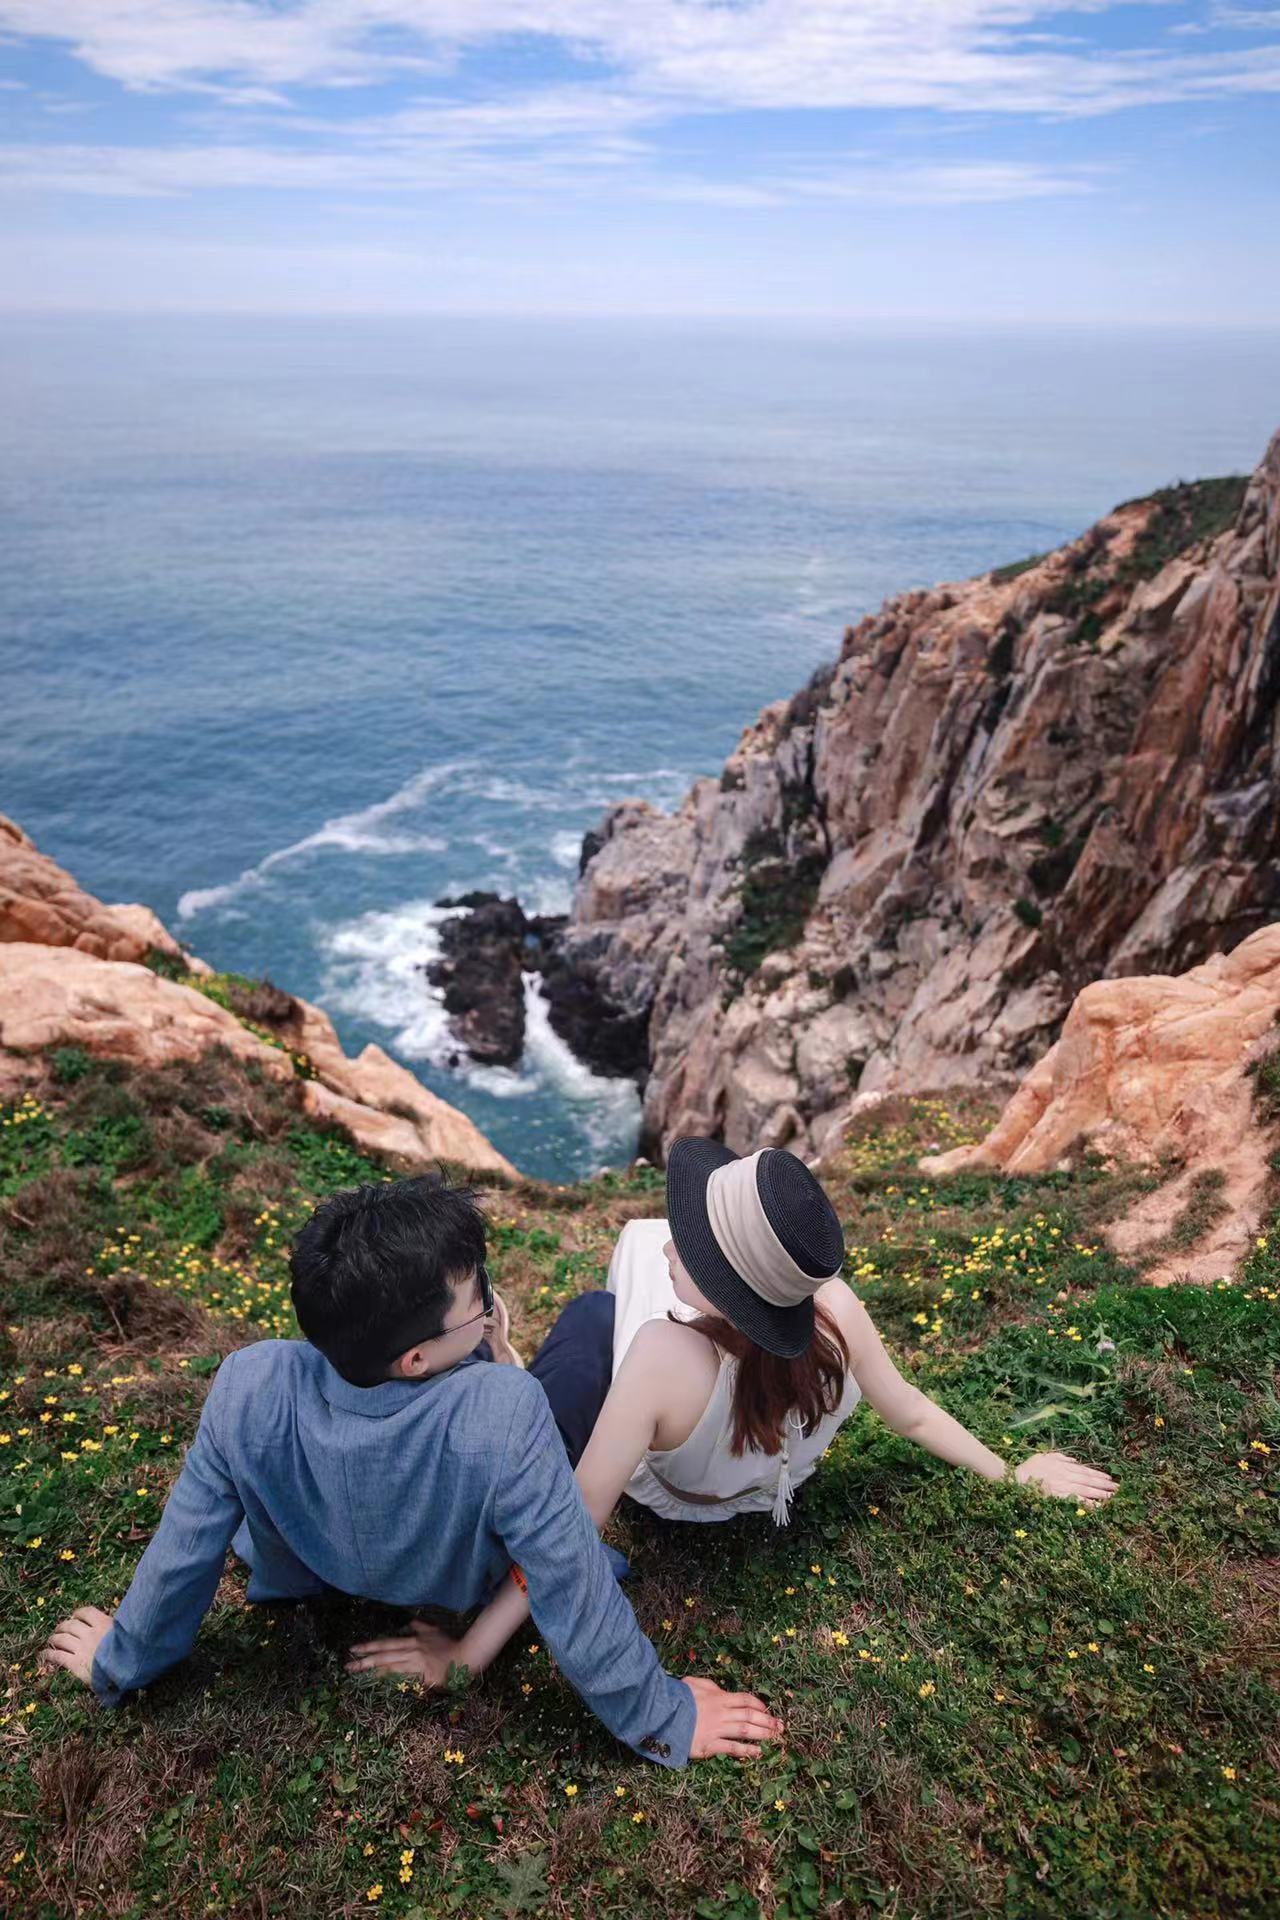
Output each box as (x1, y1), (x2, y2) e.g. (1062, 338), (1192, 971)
(771, 1410), (804, 1527)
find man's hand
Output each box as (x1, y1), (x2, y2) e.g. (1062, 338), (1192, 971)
(685, 1675), (783, 1759)
(1014, 1452), (1118, 1505)
(346, 1620), (464, 1687)
(43, 1605), (113, 1687)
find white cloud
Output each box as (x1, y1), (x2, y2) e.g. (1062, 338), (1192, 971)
(0, 132), (1106, 206)
(0, 2), (1277, 118)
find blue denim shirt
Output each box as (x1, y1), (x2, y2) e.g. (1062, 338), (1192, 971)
(91, 1341), (695, 1766)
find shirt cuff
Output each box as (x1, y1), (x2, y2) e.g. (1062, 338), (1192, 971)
(636, 1676), (696, 1769)
(90, 1631), (128, 1707)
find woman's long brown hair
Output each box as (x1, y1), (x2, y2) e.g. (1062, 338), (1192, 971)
(670, 1303), (849, 1457)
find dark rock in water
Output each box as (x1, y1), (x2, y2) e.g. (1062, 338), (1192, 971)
(537, 938), (650, 1079)
(426, 889), (649, 1079)
(427, 894), (530, 1067)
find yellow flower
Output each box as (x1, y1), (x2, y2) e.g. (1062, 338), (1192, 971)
(399, 1849), (414, 1866)
(1153, 1416), (1165, 1429)
(918, 1681), (936, 1698)
(810, 1564), (821, 1575)
(362, 1843), (374, 1857)
(1087, 1642), (1099, 1654)
(684, 1596), (695, 1608)
(1014, 1529), (1028, 1540)
(366, 1886), (383, 1903)
(398, 1867), (413, 1885)
(1221, 1766), (1237, 1781)
(661, 1618), (673, 1630)
(59, 1549), (75, 1562)
(25, 1537), (42, 1550)
(564, 1783), (578, 1798)
(832, 1631), (849, 1647)
(774, 1799), (787, 1812)
(785, 1627), (797, 1639)
(632, 1810), (646, 1824)
(615, 1785), (627, 1798)
(1143, 1663), (1156, 1675)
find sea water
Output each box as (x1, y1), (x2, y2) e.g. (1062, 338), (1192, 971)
(3, 314), (1277, 1177)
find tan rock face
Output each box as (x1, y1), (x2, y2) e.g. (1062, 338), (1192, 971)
(919, 925), (1280, 1284)
(565, 433), (1280, 1163)
(0, 814), (185, 964)
(0, 823), (517, 1179)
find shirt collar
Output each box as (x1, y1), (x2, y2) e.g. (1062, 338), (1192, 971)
(316, 1349), (486, 1417)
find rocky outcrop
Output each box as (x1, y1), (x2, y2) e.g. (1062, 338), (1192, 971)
(0, 814), (187, 965)
(427, 891), (648, 1079)
(919, 925), (1280, 1285)
(0, 825), (517, 1180)
(565, 436), (1280, 1163)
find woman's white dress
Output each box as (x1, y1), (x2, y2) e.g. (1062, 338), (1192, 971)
(606, 1218), (860, 1526)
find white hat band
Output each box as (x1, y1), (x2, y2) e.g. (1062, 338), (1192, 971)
(703, 1152), (837, 1309)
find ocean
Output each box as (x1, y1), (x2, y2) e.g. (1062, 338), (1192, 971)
(3, 315), (1278, 1179)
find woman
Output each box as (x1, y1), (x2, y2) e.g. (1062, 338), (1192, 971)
(349, 1138), (1116, 1686)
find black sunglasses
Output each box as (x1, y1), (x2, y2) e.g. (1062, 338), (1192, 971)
(441, 1261), (494, 1337)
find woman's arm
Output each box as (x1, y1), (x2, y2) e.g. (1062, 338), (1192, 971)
(819, 1281), (1117, 1503)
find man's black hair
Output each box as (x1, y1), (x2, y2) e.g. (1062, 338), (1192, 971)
(290, 1173), (488, 1386)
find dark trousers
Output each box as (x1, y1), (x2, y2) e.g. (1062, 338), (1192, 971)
(526, 1289), (617, 1468)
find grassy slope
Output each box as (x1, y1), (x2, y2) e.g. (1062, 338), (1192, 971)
(1, 1044), (1277, 1920)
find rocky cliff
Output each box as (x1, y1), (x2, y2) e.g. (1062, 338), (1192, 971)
(564, 430), (1280, 1164)
(0, 816), (517, 1180)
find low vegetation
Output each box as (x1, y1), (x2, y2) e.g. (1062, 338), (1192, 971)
(1, 1048), (1277, 1918)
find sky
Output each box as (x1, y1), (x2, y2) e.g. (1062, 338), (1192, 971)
(0, 2), (1277, 322)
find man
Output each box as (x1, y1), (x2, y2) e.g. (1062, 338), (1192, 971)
(43, 1175), (780, 1767)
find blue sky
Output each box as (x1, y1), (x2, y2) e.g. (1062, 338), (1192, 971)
(0, 3), (1277, 320)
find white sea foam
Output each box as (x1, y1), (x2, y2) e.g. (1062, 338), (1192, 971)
(521, 974), (641, 1159)
(319, 897), (461, 1063)
(550, 829), (584, 871)
(176, 760), (464, 919)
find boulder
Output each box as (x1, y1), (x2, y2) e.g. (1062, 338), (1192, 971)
(0, 814), (185, 965)
(920, 924), (1280, 1284)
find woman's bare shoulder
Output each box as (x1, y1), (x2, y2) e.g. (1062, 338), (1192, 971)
(628, 1314), (718, 1374)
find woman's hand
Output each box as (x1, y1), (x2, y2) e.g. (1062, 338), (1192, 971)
(346, 1620), (466, 1687)
(1014, 1452), (1117, 1505)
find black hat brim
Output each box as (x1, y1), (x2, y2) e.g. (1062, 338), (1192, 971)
(666, 1136), (816, 1359)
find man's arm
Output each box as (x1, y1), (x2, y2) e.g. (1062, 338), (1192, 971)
(44, 1362), (245, 1704)
(349, 1323), (698, 1683)
(493, 1375), (777, 1766)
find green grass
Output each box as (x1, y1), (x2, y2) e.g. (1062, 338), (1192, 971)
(1, 1053), (1277, 1918)
(721, 829), (827, 998)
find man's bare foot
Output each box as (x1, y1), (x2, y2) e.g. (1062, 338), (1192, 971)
(485, 1287), (525, 1367)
